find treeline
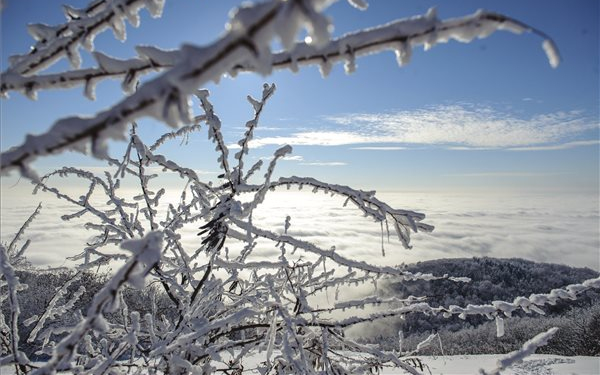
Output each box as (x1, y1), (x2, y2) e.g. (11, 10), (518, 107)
(363, 302), (600, 356)
(385, 257), (599, 335)
(1, 269), (176, 360)
(4, 257), (599, 359)
(357, 257), (600, 356)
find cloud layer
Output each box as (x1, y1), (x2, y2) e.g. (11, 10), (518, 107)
(3, 189), (597, 272)
(248, 105), (597, 150)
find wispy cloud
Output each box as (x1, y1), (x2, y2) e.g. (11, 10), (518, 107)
(281, 155), (305, 161)
(72, 166), (218, 175)
(351, 146), (407, 151)
(444, 172), (561, 178)
(259, 155), (345, 166)
(249, 131), (391, 148)
(506, 140), (600, 151)
(299, 161), (347, 166)
(248, 105), (596, 150)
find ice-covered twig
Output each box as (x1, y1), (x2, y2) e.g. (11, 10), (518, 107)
(149, 121), (204, 151)
(231, 217), (458, 281)
(33, 167), (137, 238)
(436, 276), (600, 324)
(26, 272), (83, 343)
(196, 90), (232, 183)
(239, 175), (433, 248)
(4, 0), (164, 77)
(235, 83), (276, 186)
(0, 245), (30, 373)
(234, 7), (560, 76)
(241, 145), (292, 214)
(480, 327), (559, 375)
(7, 203), (42, 257)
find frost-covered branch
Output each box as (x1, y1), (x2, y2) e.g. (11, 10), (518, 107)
(1, 8), (559, 99)
(0, 246), (29, 373)
(25, 272), (84, 343)
(231, 217), (456, 280)
(7, 203), (42, 257)
(235, 83), (276, 186)
(239, 175), (433, 248)
(3, 0), (165, 77)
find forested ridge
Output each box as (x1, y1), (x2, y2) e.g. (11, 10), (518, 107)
(355, 257), (600, 355)
(387, 257), (599, 334)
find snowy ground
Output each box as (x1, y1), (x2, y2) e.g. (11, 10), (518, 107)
(386, 354), (600, 375)
(2, 355), (598, 374)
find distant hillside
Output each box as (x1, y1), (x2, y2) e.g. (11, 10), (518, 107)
(384, 257), (599, 335)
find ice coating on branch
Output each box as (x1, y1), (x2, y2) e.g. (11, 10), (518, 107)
(347, 0), (368, 10)
(495, 315), (505, 337)
(136, 45), (181, 65)
(120, 230), (163, 265)
(26, 273), (85, 343)
(7, 0), (154, 76)
(145, 0), (165, 18)
(0, 245), (28, 368)
(542, 39), (560, 68)
(27, 23), (60, 42)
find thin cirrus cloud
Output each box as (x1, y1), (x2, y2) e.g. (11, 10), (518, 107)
(259, 155), (345, 166)
(247, 105), (596, 150)
(351, 146), (407, 151)
(300, 161), (347, 166)
(506, 139), (600, 151)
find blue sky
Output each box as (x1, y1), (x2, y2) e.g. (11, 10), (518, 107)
(1, 0), (598, 193)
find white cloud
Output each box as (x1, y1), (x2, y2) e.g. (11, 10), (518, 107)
(299, 162), (347, 166)
(444, 172), (560, 178)
(249, 131), (391, 148)
(2, 190), (598, 271)
(507, 139), (600, 151)
(248, 105), (596, 150)
(258, 155), (344, 166)
(351, 146), (407, 151)
(73, 166), (217, 175)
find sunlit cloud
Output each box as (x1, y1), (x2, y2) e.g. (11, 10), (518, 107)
(249, 131), (392, 147)
(4, 191), (597, 271)
(247, 105), (596, 150)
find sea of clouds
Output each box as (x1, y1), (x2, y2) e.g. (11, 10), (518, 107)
(1, 186), (598, 272)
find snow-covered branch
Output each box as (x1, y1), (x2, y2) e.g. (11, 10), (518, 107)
(0, 246), (29, 373)
(4, 0), (164, 77)
(1, 8), (559, 99)
(241, 175), (434, 248)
